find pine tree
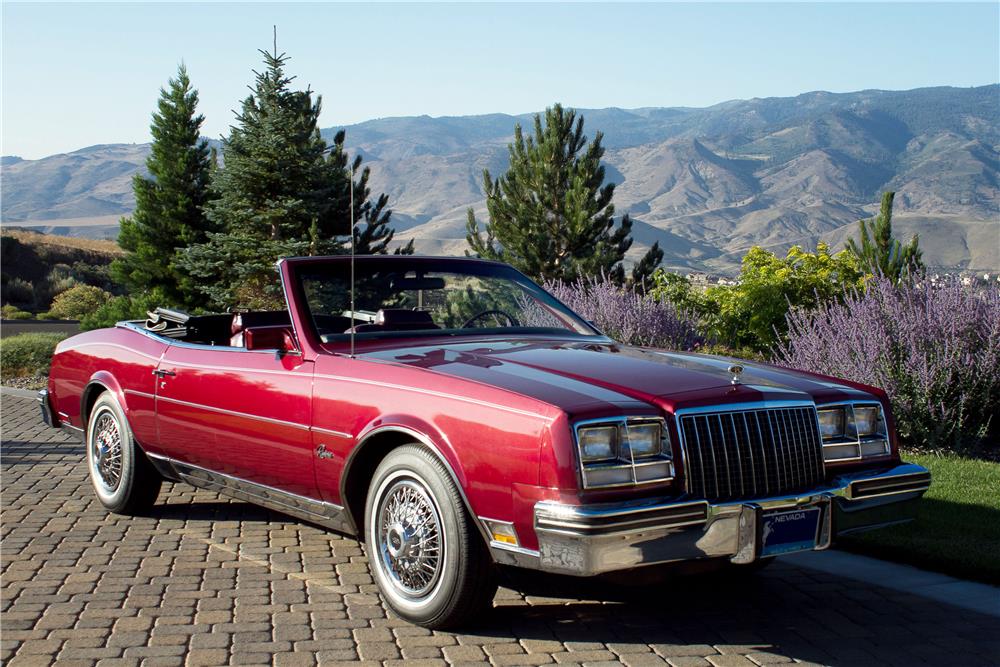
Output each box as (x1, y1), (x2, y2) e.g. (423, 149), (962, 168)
(846, 191), (924, 283)
(111, 64), (215, 308)
(466, 104), (661, 285)
(323, 131), (414, 257)
(180, 47), (407, 309)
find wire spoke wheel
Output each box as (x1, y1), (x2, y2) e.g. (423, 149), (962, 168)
(365, 445), (497, 629)
(376, 477), (444, 599)
(90, 409), (123, 494)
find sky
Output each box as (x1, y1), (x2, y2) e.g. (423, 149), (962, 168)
(2, 2), (998, 159)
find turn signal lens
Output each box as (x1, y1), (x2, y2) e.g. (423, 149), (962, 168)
(483, 520), (519, 547)
(860, 439), (890, 457)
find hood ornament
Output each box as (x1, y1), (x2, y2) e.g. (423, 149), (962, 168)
(728, 364), (745, 385)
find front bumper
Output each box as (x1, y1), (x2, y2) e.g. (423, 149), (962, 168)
(490, 463), (930, 576)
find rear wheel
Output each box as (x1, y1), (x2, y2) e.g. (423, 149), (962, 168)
(364, 445), (497, 629)
(86, 392), (161, 514)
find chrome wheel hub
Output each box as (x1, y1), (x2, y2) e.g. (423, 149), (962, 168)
(376, 479), (443, 598)
(91, 411), (123, 492)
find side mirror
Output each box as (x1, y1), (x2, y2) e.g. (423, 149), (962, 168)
(244, 325), (298, 353)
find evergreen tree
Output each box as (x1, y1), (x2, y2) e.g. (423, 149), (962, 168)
(111, 64), (215, 308)
(846, 191), (924, 283)
(323, 130), (414, 257)
(180, 47), (408, 309)
(466, 104), (661, 285)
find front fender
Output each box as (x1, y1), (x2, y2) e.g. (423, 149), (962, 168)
(80, 371), (160, 452)
(82, 371), (129, 426)
(356, 413), (469, 489)
(337, 416), (483, 540)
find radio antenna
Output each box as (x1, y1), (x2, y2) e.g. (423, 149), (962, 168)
(349, 164), (356, 359)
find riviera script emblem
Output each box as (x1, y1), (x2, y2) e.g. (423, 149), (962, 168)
(315, 444), (334, 460)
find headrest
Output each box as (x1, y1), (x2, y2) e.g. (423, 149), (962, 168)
(375, 309), (436, 327)
(345, 309), (438, 334)
(231, 311), (291, 335)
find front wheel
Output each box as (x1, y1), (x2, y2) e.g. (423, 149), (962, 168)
(86, 392), (161, 514)
(364, 445), (497, 629)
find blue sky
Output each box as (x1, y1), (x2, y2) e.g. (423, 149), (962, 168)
(3, 2), (998, 159)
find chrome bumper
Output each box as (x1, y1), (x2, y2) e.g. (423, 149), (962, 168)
(37, 389), (58, 428)
(491, 463), (930, 576)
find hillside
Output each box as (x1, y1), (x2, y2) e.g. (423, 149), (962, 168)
(2, 85), (998, 274)
(1, 230), (122, 311)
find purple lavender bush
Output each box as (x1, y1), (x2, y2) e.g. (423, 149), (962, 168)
(542, 276), (703, 351)
(775, 276), (1000, 454)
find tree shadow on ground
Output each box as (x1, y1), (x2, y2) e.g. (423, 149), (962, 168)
(469, 562), (998, 666)
(0, 439), (83, 464)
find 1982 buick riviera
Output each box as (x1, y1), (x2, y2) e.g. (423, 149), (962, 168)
(40, 256), (931, 628)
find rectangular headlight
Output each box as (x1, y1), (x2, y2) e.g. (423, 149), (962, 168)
(818, 408), (846, 440)
(853, 406), (881, 437)
(625, 422), (662, 458)
(575, 418), (673, 488)
(578, 425), (618, 462)
(819, 403), (890, 463)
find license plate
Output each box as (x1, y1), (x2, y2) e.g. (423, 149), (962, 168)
(760, 507), (821, 557)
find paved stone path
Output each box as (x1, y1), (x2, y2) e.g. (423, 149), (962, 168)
(3, 393), (999, 667)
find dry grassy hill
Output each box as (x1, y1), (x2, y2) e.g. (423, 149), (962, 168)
(3, 85), (998, 274)
(1, 230), (121, 312)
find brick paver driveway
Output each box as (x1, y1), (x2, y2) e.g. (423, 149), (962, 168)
(3, 393), (998, 667)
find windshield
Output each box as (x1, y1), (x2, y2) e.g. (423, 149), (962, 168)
(296, 258), (599, 343)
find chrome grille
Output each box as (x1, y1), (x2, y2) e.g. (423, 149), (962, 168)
(677, 405), (824, 501)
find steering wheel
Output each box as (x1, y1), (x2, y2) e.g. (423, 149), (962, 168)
(461, 309), (520, 329)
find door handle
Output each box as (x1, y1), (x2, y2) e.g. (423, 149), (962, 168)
(152, 369), (177, 378)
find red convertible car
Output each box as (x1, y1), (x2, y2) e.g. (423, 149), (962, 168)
(40, 255), (930, 628)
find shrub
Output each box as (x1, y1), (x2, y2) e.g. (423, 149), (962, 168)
(648, 271), (708, 316)
(651, 245), (864, 355)
(70, 261), (116, 292)
(80, 291), (163, 331)
(775, 277), (1000, 454)
(46, 284), (113, 321)
(707, 244), (863, 354)
(0, 333), (68, 378)
(2, 304), (34, 320)
(1, 276), (35, 308)
(544, 276), (703, 350)
(30, 264), (79, 310)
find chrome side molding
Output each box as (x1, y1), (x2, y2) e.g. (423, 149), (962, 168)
(147, 454), (353, 534)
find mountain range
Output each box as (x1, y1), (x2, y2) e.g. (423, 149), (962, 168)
(3, 84), (998, 274)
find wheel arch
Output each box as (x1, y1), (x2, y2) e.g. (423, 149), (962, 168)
(339, 425), (489, 545)
(81, 372), (127, 426)
(80, 372), (143, 450)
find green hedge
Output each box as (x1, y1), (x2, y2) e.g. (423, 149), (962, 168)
(2, 304), (34, 320)
(0, 333), (68, 378)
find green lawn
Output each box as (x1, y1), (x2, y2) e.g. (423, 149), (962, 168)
(839, 453), (1000, 585)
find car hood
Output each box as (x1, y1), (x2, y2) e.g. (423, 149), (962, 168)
(359, 337), (875, 415)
